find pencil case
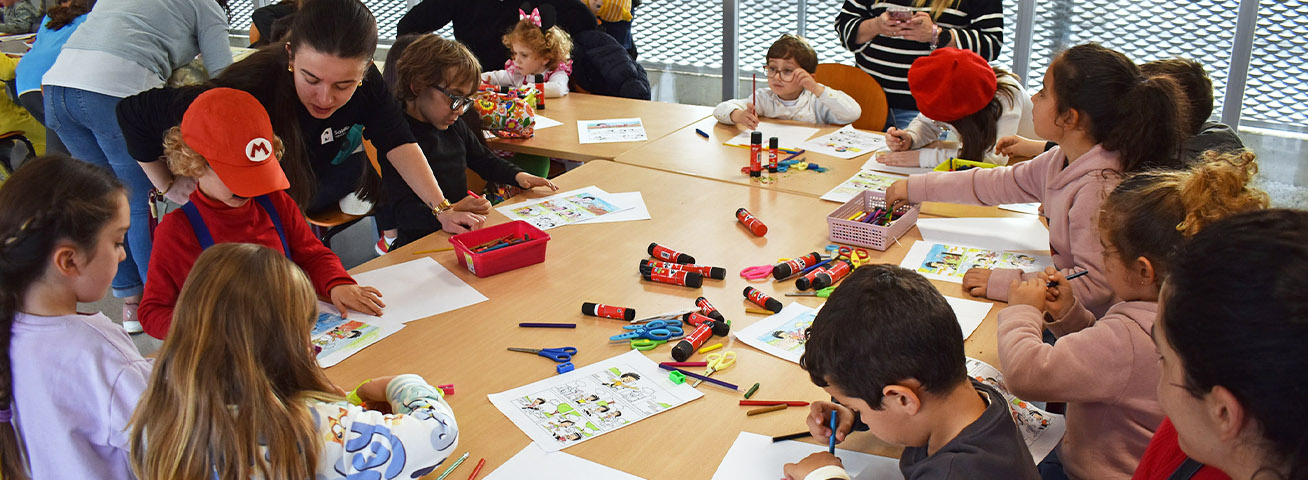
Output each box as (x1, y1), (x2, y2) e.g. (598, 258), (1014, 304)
(826, 190), (919, 251)
(450, 220), (551, 277)
(933, 158), (998, 172)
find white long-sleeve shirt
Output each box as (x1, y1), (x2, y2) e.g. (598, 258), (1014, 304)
(482, 59), (571, 97)
(901, 75), (1037, 167)
(713, 86), (862, 126)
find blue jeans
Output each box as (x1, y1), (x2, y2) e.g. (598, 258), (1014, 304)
(888, 107), (920, 130)
(44, 86), (153, 298)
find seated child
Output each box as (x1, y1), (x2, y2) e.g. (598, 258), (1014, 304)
(0, 155), (150, 480)
(588, 0), (635, 58)
(387, 34), (558, 248)
(714, 34), (861, 129)
(880, 48), (1036, 168)
(139, 87), (383, 339)
(999, 151), (1267, 479)
(785, 264), (1038, 480)
(482, 6), (574, 98)
(130, 243), (458, 478)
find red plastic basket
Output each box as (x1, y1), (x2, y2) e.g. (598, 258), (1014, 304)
(826, 190), (919, 251)
(450, 220), (551, 277)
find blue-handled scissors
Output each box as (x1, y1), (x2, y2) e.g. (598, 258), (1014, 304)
(507, 346), (577, 362)
(610, 320), (684, 341)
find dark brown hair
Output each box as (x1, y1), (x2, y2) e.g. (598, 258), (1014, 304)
(44, 0), (89, 30)
(1141, 58), (1213, 135)
(767, 34), (818, 73)
(952, 68), (1020, 162)
(389, 34), (482, 103)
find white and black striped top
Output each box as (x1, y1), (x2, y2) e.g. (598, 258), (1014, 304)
(835, 0), (1003, 110)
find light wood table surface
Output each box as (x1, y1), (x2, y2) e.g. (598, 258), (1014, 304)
(330, 161), (1008, 478)
(486, 93), (714, 162)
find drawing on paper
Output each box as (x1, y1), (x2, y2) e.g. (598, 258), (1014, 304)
(312, 311), (382, 361)
(917, 244), (1038, 280)
(758, 309), (816, 353)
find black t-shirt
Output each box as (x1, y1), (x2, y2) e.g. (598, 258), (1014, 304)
(898, 380), (1041, 480)
(396, 0), (598, 70)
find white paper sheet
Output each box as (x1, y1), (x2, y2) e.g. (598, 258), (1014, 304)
(573, 192), (650, 224)
(945, 296), (993, 340)
(710, 432), (904, 480)
(313, 302), (404, 367)
(799, 124), (888, 159)
(349, 257), (488, 324)
(900, 241), (1053, 284)
(966, 358), (1067, 463)
(915, 217), (1052, 252)
(577, 118), (647, 143)
(1000, 202), (1042, 215)
(483, 444), (645, 480)
(494, 186), (632, 230)
(534, 114), (563, 130)
(819, 169), (907, 203)
(733, 303), (817, 364)
(724, 122), (820, 151)
(859, 156), (934, 176)
(488, 350), (703, 452)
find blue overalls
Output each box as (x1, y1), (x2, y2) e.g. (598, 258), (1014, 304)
(180, 195), (291, 257)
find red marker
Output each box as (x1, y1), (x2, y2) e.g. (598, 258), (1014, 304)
(749, 131), (762, 177)
(795, 266), (828, 291)
(735, 208), (768, 237)
(642, 270), (704, 288)
(695, 296), (726, 322)
(772, 252), (822, 279)
(581, 302), (636, 321)
(466, 189), (482, 200)
(648, 242), (695, 264)
(672, 322), (715, 361)
(768, 137), (779, 173)
(683, 312), (730, 336)
(744, 286), (783, 313)
(639, 259), (726, 280)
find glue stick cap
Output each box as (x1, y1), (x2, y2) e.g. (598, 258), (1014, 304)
(671, 340), (694, 361)
(683, 272), (704, 288)
(769, 137), (778, 148)
(708, 320), (730, 337)
(707, 266), (727, 279)
(751, 131), (762, 144)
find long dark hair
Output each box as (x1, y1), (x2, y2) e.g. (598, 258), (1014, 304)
(1049, 43), (1187, 173)
(1162, 209), (1308, 479)
(44, 0), (89, 30)
(952, 68), (1020, 162)
(0, 156), (125, 480)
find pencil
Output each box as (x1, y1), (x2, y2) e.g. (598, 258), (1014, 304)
(771, 431), (812, 442)
(1047, 270), (1089, 287)
(657, 364), (739, 390)
(660, 361), (708, 367)
(746, 404), (788, 416)
(435, 452), (470, 480)
(745, 308), (773, 315)
(739, 400), (809, 406)
(744, 382), (760, 399)
(466, 458), (486, 480)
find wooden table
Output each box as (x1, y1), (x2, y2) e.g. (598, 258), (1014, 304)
(330, 161), (1007, 478)
(487, 93), (714, 162)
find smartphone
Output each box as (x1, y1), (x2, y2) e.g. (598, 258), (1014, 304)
(886, 5), (913, 22)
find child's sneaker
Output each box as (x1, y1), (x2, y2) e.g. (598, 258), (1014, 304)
(122, 301), (143, 334)
(375, 236), (395, 255)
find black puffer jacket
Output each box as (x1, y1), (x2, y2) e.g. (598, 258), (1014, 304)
(570, 29), (650, 100)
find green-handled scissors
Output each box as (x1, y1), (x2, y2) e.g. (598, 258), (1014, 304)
(784, 286), (836, 297)
(630, 338), (666, 351)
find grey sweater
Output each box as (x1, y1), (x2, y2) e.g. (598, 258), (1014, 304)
(60, 0), (231, 81)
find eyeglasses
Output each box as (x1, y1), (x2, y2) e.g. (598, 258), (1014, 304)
(435, 85), (472, 112)
(763, 66), (798, 81)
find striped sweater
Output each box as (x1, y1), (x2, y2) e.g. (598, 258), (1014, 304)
(835, 0), (1003, 110)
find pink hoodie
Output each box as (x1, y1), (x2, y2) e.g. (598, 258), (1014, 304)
(906, 145), (1120, 317)
(998, 300), (1164, 480)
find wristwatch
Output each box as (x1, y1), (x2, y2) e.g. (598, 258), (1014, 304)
(431, 199), (453, 216)
(931, 25), (947, 49)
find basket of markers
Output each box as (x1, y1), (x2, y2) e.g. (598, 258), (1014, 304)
(450, 220), (551, 277)
(826, 190), (919, 251)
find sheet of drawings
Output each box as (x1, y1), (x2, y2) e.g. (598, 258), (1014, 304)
(313, 302), (403, 368)
(819, 169), (907, 203)
(966, 358), (1067, 463)
(901, 241), (1052, 283)
(800, 124), (888, 159)
(733, 303), (818, 364)
(488, 350), (702, 452)
(577, 118), (648, 143)
(494, 186), (631, 230)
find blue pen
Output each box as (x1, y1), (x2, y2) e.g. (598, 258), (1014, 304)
(695, 128), (710, 138)
(828, 410), (837, 453)
(1047, 269), (1089, 287)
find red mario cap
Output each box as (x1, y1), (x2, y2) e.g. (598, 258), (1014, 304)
(180, 87), (289, 198)
(907, 48), (998, 123)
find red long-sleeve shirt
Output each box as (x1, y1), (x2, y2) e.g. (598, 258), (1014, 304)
(139, 190), (355, 339)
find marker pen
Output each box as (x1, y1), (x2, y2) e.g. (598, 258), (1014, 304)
(1047, 270), (1089, 287)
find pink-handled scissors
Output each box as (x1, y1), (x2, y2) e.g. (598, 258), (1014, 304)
(740, 265), (773, 281)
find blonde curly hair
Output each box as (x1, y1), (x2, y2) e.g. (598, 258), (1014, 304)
(163, 126), (285, 178)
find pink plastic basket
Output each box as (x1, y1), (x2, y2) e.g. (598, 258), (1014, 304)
(826, 190), (919, 251)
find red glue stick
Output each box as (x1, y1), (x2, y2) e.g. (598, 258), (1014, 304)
(581, 302), (636, 321)
(795, 266), (828, 291)
(695, 296), (726, 322)
(534, 74), (545, 110)
(639, 259), (726, 280)
(743, 286), (783, 313)
(648, 242), (695, 264)
(735, 208), (768, 237)
(772, 252), (822, 279)
(768, 137), (779, 173)
(643, 270), (704, 288)
(749, 131), (762, 177)
(812, 259), (854, 290)
(672, 322), (715, 361)
(683, 312), (731, 336)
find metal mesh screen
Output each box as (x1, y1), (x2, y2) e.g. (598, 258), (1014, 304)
(1245, 0), (1308, 131)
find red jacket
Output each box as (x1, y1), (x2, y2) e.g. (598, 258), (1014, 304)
(1132, 417), (1231, 480)
(139, 190), (355, 339)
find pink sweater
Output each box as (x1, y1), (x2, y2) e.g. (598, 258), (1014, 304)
(998, 300), (1164, 480)
(906, 145), (1121, 317)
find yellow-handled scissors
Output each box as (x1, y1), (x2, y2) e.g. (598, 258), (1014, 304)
(691, 351), (737, 387)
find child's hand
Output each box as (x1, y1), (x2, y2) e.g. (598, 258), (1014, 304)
(164, 176), (198, 204)
(884, 127), (913, 151)
(437, 210), (486, 234)
(1039, 267), (1077, 318)
(884, 179), (909, 212)
(792, 69), (823, 95)
(783, 452), (844, 480)
(962, 267), (992, 297)
(806, 401), (855, 444)
(516, 172), (558, 191)
(330, 284), (385, 317)
(877, 151), (920, 167)
(730, 106), (760, 130)
(355, 375), (397, 406)
(994, 135), (1046, 158)
(453, 195), (492, 215)
(1008, 278), (1048, 310)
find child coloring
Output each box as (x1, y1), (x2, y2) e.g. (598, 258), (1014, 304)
(482, 6), (574, 97)
(714, 34), (862, 129)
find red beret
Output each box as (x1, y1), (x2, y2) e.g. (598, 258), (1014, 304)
(908, 48), (998, 123)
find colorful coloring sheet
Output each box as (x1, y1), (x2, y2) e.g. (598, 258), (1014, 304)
(901, 241), (1052, 283)
(799, 124), (889, 159)
(577, 118), (648, 143)
(966, 358), (1067, 463)
(573, 192), (651, 225)
(711, 432), (903, 480)
(313, 302), (403, 368)
(724, 122), (820, 151)
(488, 350), (702, 452)
(495, 186), (631, 230)
(733, 303), (817, 364)
(819, 169), (907, 203)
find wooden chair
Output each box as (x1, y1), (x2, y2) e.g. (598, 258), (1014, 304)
(814, 63), (889, 132)
(305, 139), (378, 248)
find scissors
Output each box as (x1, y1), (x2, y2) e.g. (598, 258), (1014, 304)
(784, 286), (837, 297)
(610, 320), (684, 341)
(691, 351), (737, 387)
(833, 245), (870, 267)
(507, 346), (577, 363)
(740, 265), (774, 281)
(630, 338), (667, 351)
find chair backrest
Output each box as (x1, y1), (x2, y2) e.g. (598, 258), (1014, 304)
(814, 63), (888, 132)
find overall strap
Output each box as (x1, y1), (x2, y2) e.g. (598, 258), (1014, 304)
(180, 201), (214, 251)
(254, 195), (291, 259)
(1167, 458), (1205, 480)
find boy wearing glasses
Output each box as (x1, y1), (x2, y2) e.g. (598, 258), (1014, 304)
(383, 34), (557, 248)
(713, 34), (861, 130)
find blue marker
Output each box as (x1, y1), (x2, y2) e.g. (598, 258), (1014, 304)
(1047, 269), (1089, 287)
(695, 128), (710, 139)
(828, 410), (837, 453)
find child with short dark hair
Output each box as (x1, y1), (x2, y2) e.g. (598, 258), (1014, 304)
(785, 264), (1037, 480)
(714, 34), (861, 129)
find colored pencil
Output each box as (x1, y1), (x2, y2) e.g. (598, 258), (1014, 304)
(747, 404), (788, 416)
(739, 400), (810, 406)
(744, 382), (760, 399)
(435, 452), (470, 480)
(657, 365), (739, 390)
(745, 308), (773, 315)
(1047, 270), (1089, 287)
(660, 361), (708, 367)
(466, 458), (486, 480)
(413, 246), (454, 254)
(698, 343), (723, 354)
(518, 322), (576, 328)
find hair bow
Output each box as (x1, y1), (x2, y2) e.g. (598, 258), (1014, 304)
(519, 8), (542, 27)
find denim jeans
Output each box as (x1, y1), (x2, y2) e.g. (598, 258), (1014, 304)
(44, 85), (154, 298)
(887, 107), (920, 130)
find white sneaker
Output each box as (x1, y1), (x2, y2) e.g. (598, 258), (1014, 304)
(123, 302), (143, 334)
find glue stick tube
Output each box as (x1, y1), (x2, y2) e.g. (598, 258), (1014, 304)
(768, 137), (779, 173)
(672, 322), (716, 361)
(795, 266), (828, 291)
(643, 270), (704, 288)
(534, 74), (545, 109)
(812, 259), (855, 290)
(749, 131), (762, 177)
(581, 302), (636, 321)
(743, 286), (783, 313)
(772, 252), (822, 280)
(735, 208), (768, 237)
(695, 296), (726, 322)
(683, 312), (731, 336)
(640, 260), (726, 280)
(648, 242), (695, 264)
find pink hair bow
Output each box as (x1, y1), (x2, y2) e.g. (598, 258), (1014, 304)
(519, 8), (542, 27)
